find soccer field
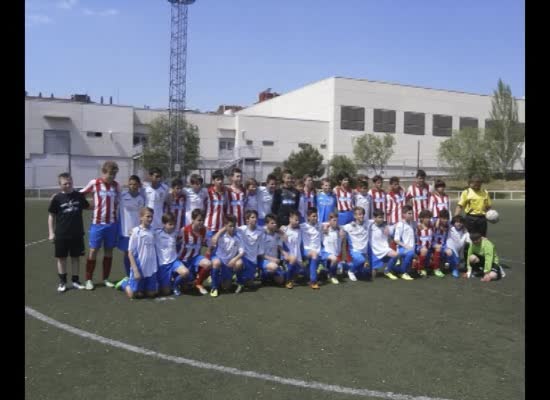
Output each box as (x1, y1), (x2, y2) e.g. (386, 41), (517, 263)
(25, 200), (524, 400)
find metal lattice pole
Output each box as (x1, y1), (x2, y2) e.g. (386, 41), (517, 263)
(168, 0), (195, 177)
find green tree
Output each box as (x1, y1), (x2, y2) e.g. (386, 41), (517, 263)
(283, 144), (325, 178)
(352, 133), (396, 175)
(142, 115), (200, 178)
(485, 79), (525, 180)
(437, 127), (493, 182)
(328, 155), (358, 187)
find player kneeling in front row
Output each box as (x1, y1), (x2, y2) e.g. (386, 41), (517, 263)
(300, 207), (323, 289)
(368, 209), (399, 280)
(320, 212), (343, 284)
(259, 214), (286, 286)
(210, 215), (245, 297)
(444, 215), (469, 278)
(466, 232), (506, 282)
(237, 209), (265, 294)
(340, 206), (370, 282)
(391, 205), (416, 280)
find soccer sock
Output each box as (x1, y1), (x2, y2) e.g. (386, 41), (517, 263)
(210, 268), (220, 290)
(386, 255), (397, 273)
(123, 254), (131, 277)
(431, 251), (441, 270)
(402, 250), (415, 274)
(173, 274), (187, 290)
(85, 258), (96, 281)
(327, 260), (337, 276)
(195, 267), (210, 286)
(285, 262), (295, 281)
(308, 257), (318, 283)
(102, 256), (113, 280)
(71, 275), (79, 283)
(58, 273), (67, 284)
(418, 254), (426, 270)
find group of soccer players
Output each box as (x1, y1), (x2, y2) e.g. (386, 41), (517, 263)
(47, 160), (504, 298)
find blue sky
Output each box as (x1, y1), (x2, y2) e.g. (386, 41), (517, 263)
(25, 0), (525, 112)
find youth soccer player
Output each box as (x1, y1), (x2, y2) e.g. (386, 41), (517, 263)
(320, 212), (342, 284)
(353, 178), (370, 223)
(429, 179), (451, 219)
(260, 214), (285, 285)
(210, 215), (245, 297)
(117, 175), (145, 277)
(430, 209), (450, 277)
(80, 160), (120, 290)
(205, 170), (228, 245)
(143, 167), (170, 230)
(237, 209), (264, 294)
(257, 174), (278, 226)
(392, 205), (416, 280)
(368, 209), (399, 280)
(414, 209), (434, 277)
(272, 169), (300, 227)
(406, 169), (432, 221)
(444, 215), (469, 278)
(298, 174), (317, 223)
(300, 207), (323, 289)
(316, 178), (336, 223)
(333, 172), (354, 226)
(179, 209), (212, 296)
(466, 232), (506, 282)
(227, 167), (246, 227)
(165, 178), (186, 236)
(367, 175), (386, 219)
(48, 172), (90, 292)
(244, 178), (260, 216)
(183, 174), (208, 226)
(340, 206), (371, 282)
(280, 210), (303, 289)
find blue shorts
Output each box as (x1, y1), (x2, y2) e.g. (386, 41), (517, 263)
(128, 268), (158, 293)
(215, 261), (235, 282)
(319, 250), (335, 262)
(89, 223), (118, 249)
(183, 255), (205, 275)
(116, 236), (130, 252)
(241, 257), (258, 282)
(260, 259), (283, 279)
(157, 259), (185, 288)
(370, 254), (393, 270)
(338, 210), (354, 226)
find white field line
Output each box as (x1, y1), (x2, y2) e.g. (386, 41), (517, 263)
(25, 238), (48, 248)
(25, 306), (455, 400)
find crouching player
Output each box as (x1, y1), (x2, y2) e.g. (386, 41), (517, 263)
(155, 212), (192, 296)
(117, 207), (158, 299)
(413, 209), (434, 278)
(430, 209), (450, 278)
(368, 209), (399, 280)
(340, 206), (371, 282)
(466, 232), (506, 282)
(320, 212), (342, 284)
(210, 215), (245, 297)
(237, 210), (264, 294)
(392, 205), (416, 280)
(444, 215), (469, 278)
(260, 214), (285, 286)
(300, 207), (323, 290)
(178, 209), (212, 296)
(280, 210), (303, 289)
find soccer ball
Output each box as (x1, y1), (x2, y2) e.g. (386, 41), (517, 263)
(486, 209), (499, 224)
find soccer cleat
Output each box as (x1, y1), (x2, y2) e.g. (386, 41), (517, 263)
(173, 287), (182, 297)
(395, 259), (402, 267)
(384, 271), (398, 280)
(57, 283), (67, 293)
(104, 279), (115, 288)
(316, 265), (325, 275)
(235, 284), (244, 294)
(418, 270), (427, 277)
(85, 280), (94, 290)
(434, 269), (445, 278)
(347, 271), (358, 282)
(330, 276), (339, 284)
(309, 282), (320, 290)
(444, 262), (450, 268)
(400, 273), (414, 281)
(499, 265), (506, 278)
(210, 288), (219, 297)
(114, 277), (128, 290)
(451, 269), (460, 278)
(285, 280), (294, 289)
(72, 281), (85, 290)
(196, 284), (208, 295)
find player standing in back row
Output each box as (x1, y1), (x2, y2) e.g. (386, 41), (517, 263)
(406, 169), (432, 221)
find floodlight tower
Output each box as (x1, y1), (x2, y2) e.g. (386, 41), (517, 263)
(167, 0), (195, 177)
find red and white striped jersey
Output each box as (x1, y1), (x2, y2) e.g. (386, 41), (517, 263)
(386, 188), (406, 225)
(165, 193), (186, 234)
(205, 186), (228, 232)
(417, 225), (434, 248)
(433, 221), (449, 245)
(367, 188), (386, 218)
(179, 224), (207, 261)
(227, 186), (246, 226)
(429, 192), (451, 218)
(406, 183), (432, 221)
(333, 187), (354, 212)
(80, 178), (120, 225)
(299, 189), (317, 218)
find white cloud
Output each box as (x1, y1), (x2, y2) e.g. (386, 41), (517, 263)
(56, 0), (78, 10)
(26, 14), (54, 26)
(83, 8), (119, 17)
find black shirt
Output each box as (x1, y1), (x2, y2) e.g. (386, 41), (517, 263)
(272, 186), (300, 226)
(48, 191), (90, 238)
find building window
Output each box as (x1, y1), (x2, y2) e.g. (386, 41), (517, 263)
(340, 106), (365, 131)
(87, 131), (103, 138)
(133, 133), (148, 146)
(320, 144), (327, 149)
(44, 130), (69, 154)
(373, 109), (396, 133)
(246, 140), (253, 145)
(432, 114), (452, 137)
(218, 138), (235, 151)
(460, 117), (478, 130)
(404, 112), (425, 135)
(262, 140), (274, 146)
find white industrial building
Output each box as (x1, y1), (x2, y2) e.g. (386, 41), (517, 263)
(25, 77), (525, 188)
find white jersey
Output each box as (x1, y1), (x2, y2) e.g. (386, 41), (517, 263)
(258, 186), (275, 219)
(244, 190), (260, 214)
(238, 225), (265, 263)
(300, 222), (322, 253)
(446, 226), (469, 256)
(322, 225), (341, 256)
(155, 228), (178, 266)
(81, 178), (120, 225)
(118, 190), (145, 237)
(214, 232), (244, 265)
(368, 222), (392, 259)
(281, 225), (302, 262)
(184, 187), (208, 224)
(143, 182), (170, 230)
(263, 230), (282, 259)
(342, 221), (370, 254)
(128, 226), (157, 277)
(353, 191), (371, 219)
(393, 220), (417, 249)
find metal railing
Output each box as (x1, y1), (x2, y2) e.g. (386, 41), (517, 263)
(446, 190), (525, 201)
